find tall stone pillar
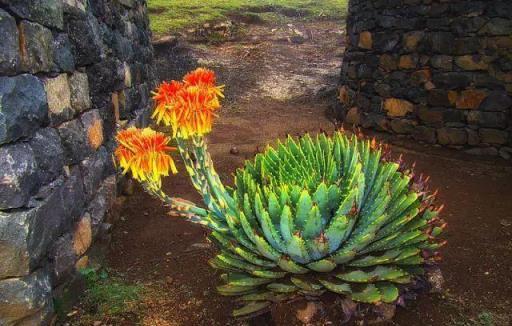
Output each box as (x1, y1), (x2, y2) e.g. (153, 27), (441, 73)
(338, 0), (512, 157)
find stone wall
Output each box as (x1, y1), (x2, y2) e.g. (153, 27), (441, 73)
(338, 0), (512, 158)
(0, 0), (154, 323)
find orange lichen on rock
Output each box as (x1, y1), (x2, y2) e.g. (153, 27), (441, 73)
(455, 89), (488, 109)
(87, 118), (104, 150)
(383, 98), (415, 117)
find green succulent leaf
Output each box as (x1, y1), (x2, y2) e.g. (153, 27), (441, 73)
(376, 282), (399, 303)
(350, 284), (381, 304)
(268, 192), (282, 223)
(286, 234), (311, 264)
(232, 301), (271, 317)
(295, 190), (313, 229)
(267, 282), (298, 293)
(222, 273), (274, 287)
(260, 210), (286, 252)
(313, 182), (330, 222)
(217, 284), (258, 296)
(302, 205), (323, 239)
(307, 259), (337, 272)
(237, 291), (289, 303)
(318, 279), (351, 294)
(251, 269), (287, 279)
(290, 277), (323, 292)
(337, 266), (408, 283)
(279, 205), (294, 243)
(277, 256), (309, 274)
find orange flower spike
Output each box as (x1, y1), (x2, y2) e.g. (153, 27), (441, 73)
(152, 80), (184, 126)
(183, 68), (225, 98)
(170, 85), (221, 138)
(114, 127), (177, 185)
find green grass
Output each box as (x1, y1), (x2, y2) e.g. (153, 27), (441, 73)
(79, 268), (142, 317)
(148, 0), (348, 36)
(452, 312), (496, 326)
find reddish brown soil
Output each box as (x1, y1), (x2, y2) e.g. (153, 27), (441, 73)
(75, 19), (512, 325)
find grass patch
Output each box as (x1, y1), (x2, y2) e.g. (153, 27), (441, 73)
(79, 268), (142, 317)
(148, 0), (348, 36)
(452, 312), (497, 326)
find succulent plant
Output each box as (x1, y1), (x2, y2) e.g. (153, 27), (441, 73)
(200, 133), (445, 316)
(115, 68), (446, 318)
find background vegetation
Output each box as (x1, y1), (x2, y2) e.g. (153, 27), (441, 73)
(148, 0), (348, 35)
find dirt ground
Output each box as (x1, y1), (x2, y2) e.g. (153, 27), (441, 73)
(71, 17), (512, 325)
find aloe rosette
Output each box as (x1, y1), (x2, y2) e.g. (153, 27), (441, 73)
(115, 68), (446, 318)
(188, 133), (445, 316)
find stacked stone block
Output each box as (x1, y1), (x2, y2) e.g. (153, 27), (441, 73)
(0, 0), (154, 323)
(338, 0), (512, 158)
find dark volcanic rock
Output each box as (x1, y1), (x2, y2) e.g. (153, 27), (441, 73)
(0, 143), (40, 210)
(437, 127), (467, 145)
(0, 74), (48, 144)
(3, 0), (64, 29)
(479, 128), (508, 144)
(0, 270), (53, 324)
(29, 128), (65, 185)
(390, 119), (416, 134)
(412, 126), (437, 144)
(479, 18), (512, 36)
(67, 13), (104, 66)
(0, 168), (83, 278)
(0, 9), (21, 75)
(52, 33), (75, 72)
(430, 32), (455, 54)
(432, 73), (472, 90)
(88, 175), (117, 235)
(49, 235), (77, 286)
(479, 91), (512, 112)
(19, 21), (54, 73)
(80, 146), (109, 200)
(87, 57), (125, 100)
(57, 119), (91, 164)
(69, 72), (92, 113)
(0, 210), (31, 278)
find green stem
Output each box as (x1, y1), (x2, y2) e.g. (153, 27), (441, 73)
(175, 137), (225, 219)
(190, 136), (236, 212)
(141, 181), (208, 217)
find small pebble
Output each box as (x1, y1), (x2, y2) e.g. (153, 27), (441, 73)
(230, 146), (239, 155)
(296, 302), (325, 324)
(66, 310), (78, 317)
(500, 219), (511, 227)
